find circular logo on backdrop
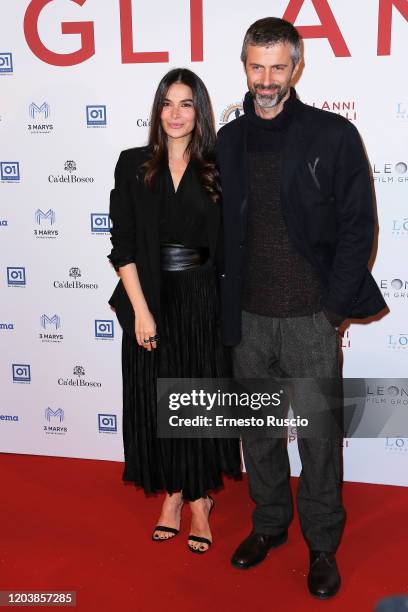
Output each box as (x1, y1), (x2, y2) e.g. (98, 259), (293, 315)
(73, 365), (85, 377)
(64, 160), (77, 173)
(395, 162), (408, 175)
(219, 102), (244, 125)
(69, 267), (81, 279)
(391, 279), (403, 290)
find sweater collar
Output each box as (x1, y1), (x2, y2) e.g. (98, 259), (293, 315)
(243, 87), (297, 131)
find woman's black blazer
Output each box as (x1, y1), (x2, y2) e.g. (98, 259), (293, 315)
(107, 147), (221, 336)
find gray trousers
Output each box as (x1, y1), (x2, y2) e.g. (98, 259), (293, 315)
(233, 310), (346, 552)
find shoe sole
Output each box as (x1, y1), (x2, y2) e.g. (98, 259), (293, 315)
(308, 579), (341, 600)
(231, 534), (288, 570)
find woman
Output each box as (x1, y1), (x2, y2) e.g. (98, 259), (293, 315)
(108, 68), (241, 554)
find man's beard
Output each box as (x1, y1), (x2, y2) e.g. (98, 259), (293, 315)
(252, 83), (290, 109)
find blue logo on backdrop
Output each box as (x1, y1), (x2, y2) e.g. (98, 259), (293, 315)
(40, 314), (61, 330)
(1, 219), (8, 227)
(0, 414), (19, 422)
(7, 267), (26, 286)
(29, 102), (50, 120)
(45, 407), (64, 422)
(44, 407), (67, 435)
(1, 162), (20, 182)
(91, 213), (111, 234)
(98, 414), (117, 433)
(35, 209), (56, 225)
(12, 364), (31, 383)
(0, 322), (14, 330)
(34, 209), (59, 239)
(28, 102), (53, 134)
(388, 334), (408, 350)
(0, 53), (13, 74)
(385, 438), (408, 452)
(95, 320), (114, 339)
(392, 218), (408, 236)
(39, 314), (63, 342)
(86, 105), (107, 127)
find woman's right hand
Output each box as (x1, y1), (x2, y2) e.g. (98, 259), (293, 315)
(134, 308), (158, 351)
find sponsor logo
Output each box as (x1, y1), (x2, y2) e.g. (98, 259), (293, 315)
(34, 209), (59, 239)
(41, 313), (61, 329)
(91, 213), (111, 234)
(53, 267), (98, 290)
(136, 118), (151, 128)
(48, 161), (94, 184)
(57, 365), (102, 388)
(0, 219), (8, 227)
(0, 414), (19, 422)
(7, 267), (26, 286)
(65, 160), (76, 173)
(372, 161), (408, 183)
(35, 209), (55, 224)
(12, 364), (31, 383)
(0, 322), (14, 330)
(396, 103), (407, 120)
(86, 105), (107, 127)
(309, 100), (357, 121)
(1, 161), (20, 182)
(387, 334), (408, 350)
(0, 53), (13, 75)
(29, 101), (50, 120)
(366, 384), (408, 405)
(39, 314), (63, 343)
(392, 218), (408, 237)
(380, 278), (408, 299)
(95, 319), (114, 339)
(219, 102), (244, 126)
(28, 102), (53, 134)
(70, 267), (81, 279)
(98, 414), (117, 433)
(44, 407), (67, 435)
(385, 438), (408, 452)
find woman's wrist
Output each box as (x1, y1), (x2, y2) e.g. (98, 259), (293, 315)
(133, 303), (149, 317)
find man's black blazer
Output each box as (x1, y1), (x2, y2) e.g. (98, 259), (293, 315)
(216, 94), (387, 346)
(107, 147), (221, 336)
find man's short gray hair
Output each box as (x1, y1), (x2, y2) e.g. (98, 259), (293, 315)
(241, 17), (302, 67)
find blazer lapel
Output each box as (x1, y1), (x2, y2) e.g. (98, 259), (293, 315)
(134, 178), (161, 278)
(220, 118), (248, 243)
(281, 104), (309, 206)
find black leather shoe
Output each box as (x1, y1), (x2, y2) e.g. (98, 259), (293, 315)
(231, 530), (288, 569)
(308, 551), (341, 599)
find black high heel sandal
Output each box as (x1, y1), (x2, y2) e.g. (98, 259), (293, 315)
(152, 499), (184, 542)
(151, 525), (180, 542)
(187, 495), (215, 554)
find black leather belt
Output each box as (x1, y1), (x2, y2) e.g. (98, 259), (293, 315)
(160, 243), (209, 271)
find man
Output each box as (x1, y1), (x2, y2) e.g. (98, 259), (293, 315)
(216, 17), (386, 599)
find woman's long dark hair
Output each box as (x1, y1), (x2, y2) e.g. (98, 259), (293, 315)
(143, 68), (220, 203)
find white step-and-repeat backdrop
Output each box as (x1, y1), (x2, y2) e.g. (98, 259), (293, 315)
(1, 0), (407, 486)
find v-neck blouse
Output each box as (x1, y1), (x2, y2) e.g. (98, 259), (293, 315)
(159, 161), (210, 247)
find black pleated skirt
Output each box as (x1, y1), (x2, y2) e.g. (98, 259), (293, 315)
(121, 261), (241, 501)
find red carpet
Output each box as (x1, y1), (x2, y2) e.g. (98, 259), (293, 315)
(1, 453), (407, 611)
